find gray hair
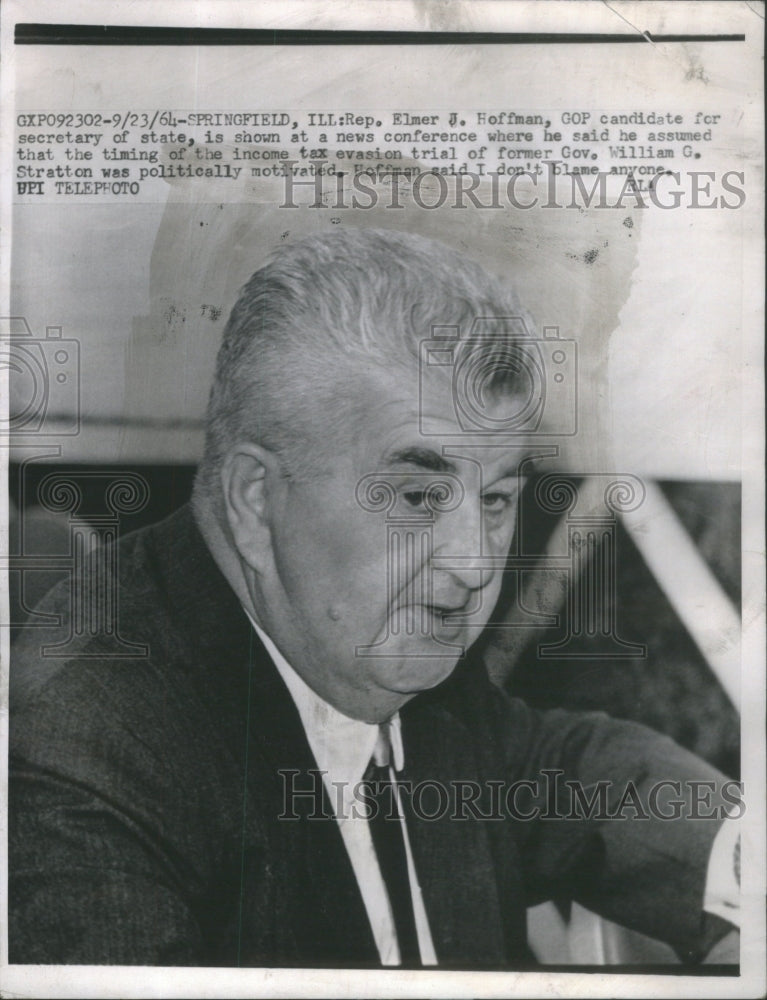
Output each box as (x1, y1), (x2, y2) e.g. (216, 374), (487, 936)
(193, 227), (533, 513)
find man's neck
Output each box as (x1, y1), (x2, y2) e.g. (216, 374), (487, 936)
(192, 500), (258, 621)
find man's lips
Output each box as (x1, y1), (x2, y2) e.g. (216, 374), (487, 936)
(415, 601), (472, 631)
(393, 594), (472, 617)
(428, 589), (475, 613)
(389, 588), (474, 638)
(425, 602), (468, 618)
(380, 601), (471, 648)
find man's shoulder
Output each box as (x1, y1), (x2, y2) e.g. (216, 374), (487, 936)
(10, 506), (195, 707)
(10, 503), (254, 755)
(9, 505), (256, 818)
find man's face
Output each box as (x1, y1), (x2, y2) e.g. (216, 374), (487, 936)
(256, 366), (528, 723)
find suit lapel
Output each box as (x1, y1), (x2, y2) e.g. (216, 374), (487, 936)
(401, 696), (508, 966)
(154, 506), (379, 966)
(241, 631), (379, 965)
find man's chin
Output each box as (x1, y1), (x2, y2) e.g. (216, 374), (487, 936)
(373, 652), (463, 696)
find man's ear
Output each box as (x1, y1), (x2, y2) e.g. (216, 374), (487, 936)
(220, 443), (283, 571)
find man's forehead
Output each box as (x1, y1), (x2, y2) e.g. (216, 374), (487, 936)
(334, 362), (533, 479)
(369, 422), (533, 483)
(355, 363), (498, 423)
(360, 367), (528, 439)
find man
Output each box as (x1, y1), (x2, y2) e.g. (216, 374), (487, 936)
(9, 228), (738, 967)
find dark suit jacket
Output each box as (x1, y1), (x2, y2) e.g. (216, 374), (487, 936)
(9, 505), (729, 967)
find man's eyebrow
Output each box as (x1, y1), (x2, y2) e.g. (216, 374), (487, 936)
(384, 447), (457, 473)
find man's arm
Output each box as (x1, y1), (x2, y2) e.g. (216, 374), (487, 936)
(489, 692), (739, 960)
(9, 657), (221, 965)
(10, 762), (204, 965)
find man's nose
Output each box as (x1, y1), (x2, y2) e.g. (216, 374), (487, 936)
(431, 499), (495, 591)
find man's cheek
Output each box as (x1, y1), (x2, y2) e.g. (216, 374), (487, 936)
(472, 577), (503, 628)
(335, 559), (390, 622)
(487, 515), (517, 552)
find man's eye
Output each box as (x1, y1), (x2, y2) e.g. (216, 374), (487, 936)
(481, 492), (514, 513)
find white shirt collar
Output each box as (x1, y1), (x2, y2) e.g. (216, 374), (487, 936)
(247, 614), (404, 797)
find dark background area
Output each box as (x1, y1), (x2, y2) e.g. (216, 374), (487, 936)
(497, 478), (740, 778)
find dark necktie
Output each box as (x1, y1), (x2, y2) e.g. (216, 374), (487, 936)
(363, 726), (422, 966)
